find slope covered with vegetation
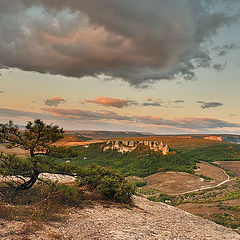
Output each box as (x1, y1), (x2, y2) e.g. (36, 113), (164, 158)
(51, 143), (196, 177)
(180, 144), (240, 162)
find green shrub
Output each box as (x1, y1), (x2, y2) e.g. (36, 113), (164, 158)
(198, 174), (213, 181)
(157, 193), (171, 202)
(76, 165), (135, 203)
(135, 181), (147, 187)
(225, 170), (235, 177)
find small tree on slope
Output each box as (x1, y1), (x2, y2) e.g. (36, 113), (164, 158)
(0, 119), (63, 190)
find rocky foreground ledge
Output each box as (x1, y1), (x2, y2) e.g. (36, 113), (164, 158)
(1, 196), (239, 240)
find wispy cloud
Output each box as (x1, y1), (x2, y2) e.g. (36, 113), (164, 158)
(41, 108), (132, 121)
(214, 43), (240, 57)
(45, 97), (66, 107)
(87, 97), (137, 108)
(213, 62), (227, 71)
(0, 107), (239, 131)
(197, 101), (223, 109)
(174, 100), (185, 104)
(142, 98), (184, 107)
(142, 102), (163, 107)
(41, 107), (240, 130)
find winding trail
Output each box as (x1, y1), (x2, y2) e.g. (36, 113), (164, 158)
(171, 162), (235, 195)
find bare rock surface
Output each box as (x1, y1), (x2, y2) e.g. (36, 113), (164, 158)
(1, 196), (239, 240)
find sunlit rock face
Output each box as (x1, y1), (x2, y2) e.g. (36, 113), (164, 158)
(103, 140), (170, 155)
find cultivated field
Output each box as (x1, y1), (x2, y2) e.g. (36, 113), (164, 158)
(142, 162), (228, 194)
(216, 161), (240, 177)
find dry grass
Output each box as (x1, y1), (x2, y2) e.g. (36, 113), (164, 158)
(140, 162), (228, 195)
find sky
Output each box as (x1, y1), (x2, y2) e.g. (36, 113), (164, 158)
(0, 0), (240, 134)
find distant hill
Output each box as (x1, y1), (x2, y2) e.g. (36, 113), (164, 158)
(64, 130), (153, 139)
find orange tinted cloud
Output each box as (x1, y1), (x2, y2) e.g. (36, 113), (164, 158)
(87, 97), (137, 108)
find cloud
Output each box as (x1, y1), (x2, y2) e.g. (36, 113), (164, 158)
(174, 100), (185, 103)
(213, 62), (227, 71)
(142, 98), (165, 107)
(214, 43), (240, 57)
(41, 108), (132, 121)
(0, 107), (239, 131)
(45, 96), (66, 107)
(142, 102), (163, 107)
(197, 101), (223, 109)
(0, 1), (239, 86)
(0, 90), (4, 94)
(41, 107), (240, 130)
(87, 97), (137, 108)
(142, 98), (184, 107)
(136, 116), (240, 129)
(0, 107), (53, 120)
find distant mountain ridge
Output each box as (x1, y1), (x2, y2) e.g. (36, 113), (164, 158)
(64, 131), (240, 144)
(64, 130), (154, 139)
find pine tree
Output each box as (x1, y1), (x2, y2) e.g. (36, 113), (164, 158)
(0, 119), (63, 189)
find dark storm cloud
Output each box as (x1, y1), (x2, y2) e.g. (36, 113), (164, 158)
(197, 101), (223, 109)
(0, 0), (239, 86)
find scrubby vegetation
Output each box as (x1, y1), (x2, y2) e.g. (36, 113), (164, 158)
(52, 143), (196, 177)
(181, 144), (240, 162)
(0, 119), (135, 208)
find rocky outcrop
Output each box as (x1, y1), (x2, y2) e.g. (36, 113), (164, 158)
(204, 136), (223, 141)
(104, 140), (170, 155)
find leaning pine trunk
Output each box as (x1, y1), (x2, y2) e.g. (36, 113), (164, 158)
(17, 169), (39, 190)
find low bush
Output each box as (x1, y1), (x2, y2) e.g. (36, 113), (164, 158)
(135, 181), (147, 187)
(76, 165), (135, 203)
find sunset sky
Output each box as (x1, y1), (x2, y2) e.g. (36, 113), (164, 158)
(0, 0), (240, 134)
